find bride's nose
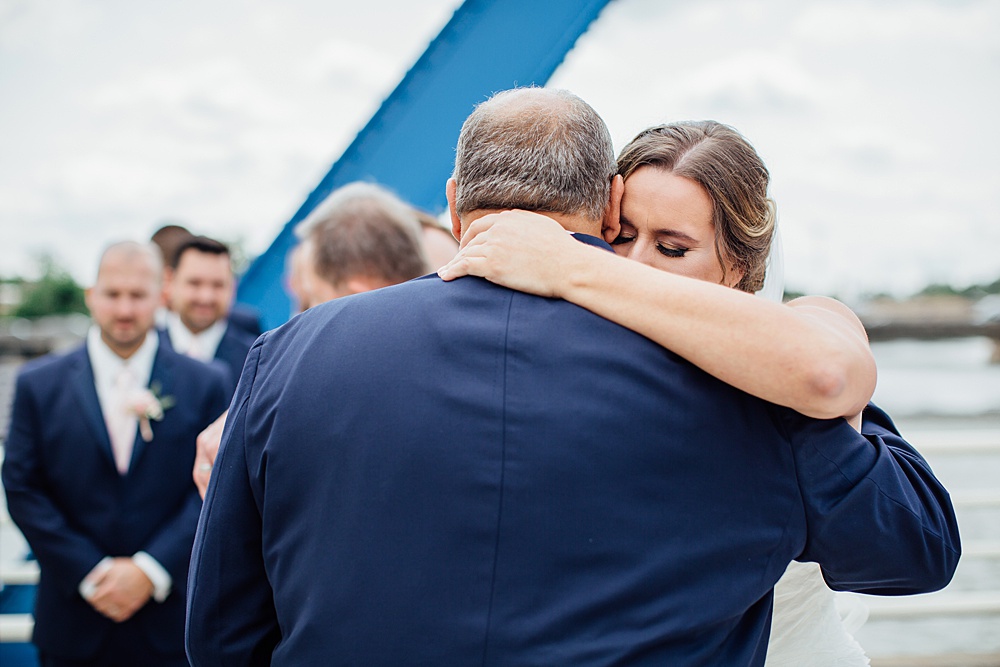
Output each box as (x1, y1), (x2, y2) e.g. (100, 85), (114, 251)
(626, 238), (654, 263)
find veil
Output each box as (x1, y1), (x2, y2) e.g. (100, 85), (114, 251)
(755, 220), (785, 303)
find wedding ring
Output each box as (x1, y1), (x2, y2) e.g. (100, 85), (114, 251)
(198, 463), (213, 472)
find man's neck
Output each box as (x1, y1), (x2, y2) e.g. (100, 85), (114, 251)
(461, 210), (601, 237)
(544, 212), (601, 236)
(167, 311), (226, 361)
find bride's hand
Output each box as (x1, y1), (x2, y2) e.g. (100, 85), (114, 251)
(437, 210), (583, 298)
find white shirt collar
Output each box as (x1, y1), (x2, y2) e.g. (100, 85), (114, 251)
(87, 326), (159, 407)
(166, 311), (227, 362)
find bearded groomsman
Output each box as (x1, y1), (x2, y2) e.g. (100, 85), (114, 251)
(2, 241), (228, 667)
(161, 235), (258, 398)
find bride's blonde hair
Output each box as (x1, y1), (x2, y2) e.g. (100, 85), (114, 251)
(616, 121), (776, 293)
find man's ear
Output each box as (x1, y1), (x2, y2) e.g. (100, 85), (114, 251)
(601, 174), (624, 244)
(446, 178), (462, 242)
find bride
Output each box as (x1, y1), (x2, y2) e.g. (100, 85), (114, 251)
(439, 120), (874, 665)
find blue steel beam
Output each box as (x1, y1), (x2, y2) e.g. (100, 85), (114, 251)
(237, 0), (614, 329)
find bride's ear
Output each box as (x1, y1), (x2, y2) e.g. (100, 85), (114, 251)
(601, 175), (624, 244)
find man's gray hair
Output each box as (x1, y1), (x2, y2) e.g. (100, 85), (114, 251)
(453, 87), (616, 222)
(294, 182), (428, 287)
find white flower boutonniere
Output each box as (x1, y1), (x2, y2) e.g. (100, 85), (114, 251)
(127, 382), (176, 442)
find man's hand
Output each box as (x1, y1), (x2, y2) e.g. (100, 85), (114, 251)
(86, 558), (154, 623)
(193, 410), (228, 498)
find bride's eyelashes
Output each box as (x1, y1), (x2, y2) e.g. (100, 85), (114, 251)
(610, 234), (689, 258)
(657, 244), (688, 258)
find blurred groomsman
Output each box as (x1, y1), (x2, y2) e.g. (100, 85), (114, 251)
(293, 181), (430, 309)
(162, 236), (258, 397)
(151, 224), (261, 338)
(2, 241), (228, 667)
(192, 181), (429, 497)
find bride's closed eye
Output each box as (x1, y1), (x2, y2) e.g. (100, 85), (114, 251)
(657, 244), (688, 258)
(612, 233), (689, 258)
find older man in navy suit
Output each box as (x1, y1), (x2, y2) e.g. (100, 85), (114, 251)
(3, 242), (228, 667)
(187, 88), (959, 666)
(161, 235), (258, 397)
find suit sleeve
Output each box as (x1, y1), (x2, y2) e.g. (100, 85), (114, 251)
(139, 364), (231, 581)
(186, 338), (279, 666)
(1, 370), (106, 596)
(783, 403), (961, 595)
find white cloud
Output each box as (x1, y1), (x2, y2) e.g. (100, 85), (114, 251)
(791, 1), (999, 45)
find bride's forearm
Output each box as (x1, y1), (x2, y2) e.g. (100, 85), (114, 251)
(560, 251), (876, 419)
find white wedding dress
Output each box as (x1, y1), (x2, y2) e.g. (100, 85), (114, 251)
(765, 561), (870, 666)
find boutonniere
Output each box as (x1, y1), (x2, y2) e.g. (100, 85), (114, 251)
(127, 382), (176, 442)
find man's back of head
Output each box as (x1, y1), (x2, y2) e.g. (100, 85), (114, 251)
(449, 87), (620, 239)
(293, 181), (428, 306)
(150, 223), (194, 269)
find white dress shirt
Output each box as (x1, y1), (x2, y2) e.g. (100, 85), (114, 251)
(88, 326), (158, 418)
(166, 311), (226, 361)
(82, 326), (173, 603)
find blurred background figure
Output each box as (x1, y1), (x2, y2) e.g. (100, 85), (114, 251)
(2, 241), (228, 667)
(414, 208), (459, 271)
(160, 236), (257, 398)
(283, 241), (313, 318)
(151, 225), (262, 337)
(292, 181), (430, 310)
(150, 224), (195, 327)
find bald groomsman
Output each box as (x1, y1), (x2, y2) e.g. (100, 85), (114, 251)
(3, 241), (228, 667)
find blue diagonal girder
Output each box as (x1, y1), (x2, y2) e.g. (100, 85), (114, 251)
(237, 0), (614, 329)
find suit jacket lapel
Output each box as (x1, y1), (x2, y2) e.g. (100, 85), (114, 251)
(69, 346), (117, 468)
(129, 344), (176, 470)
(157, 326), (175, 352)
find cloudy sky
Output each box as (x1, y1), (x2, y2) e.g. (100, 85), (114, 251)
(1, 0), (997, 298)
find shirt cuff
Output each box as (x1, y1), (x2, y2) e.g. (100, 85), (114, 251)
(79, 557), (113, 600)
(132, 551), (173, 603)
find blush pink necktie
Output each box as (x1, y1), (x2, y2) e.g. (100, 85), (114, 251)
(105, 366), (137, 475)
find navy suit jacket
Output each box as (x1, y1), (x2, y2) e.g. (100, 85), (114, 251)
(2, 341), (229, 661)
(228, 303), (263, 338)
(161, 320), (257, 399)
(187, 239), (960, 666)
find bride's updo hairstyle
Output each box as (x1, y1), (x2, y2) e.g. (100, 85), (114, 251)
(616, 121), (776, 293)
